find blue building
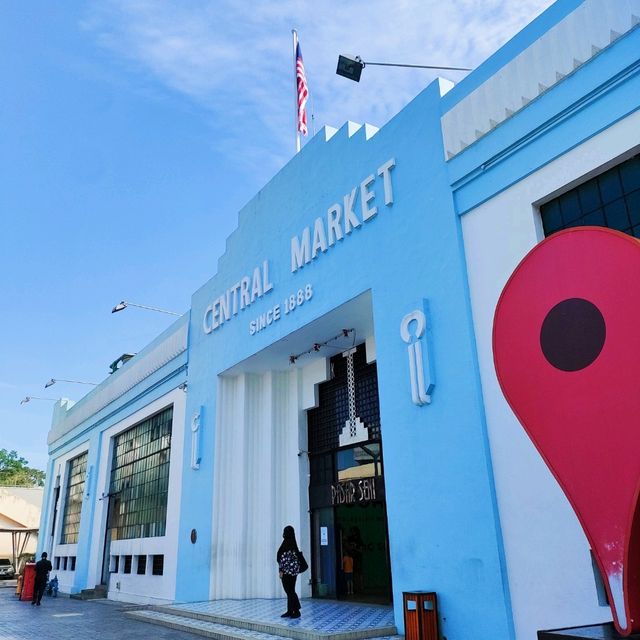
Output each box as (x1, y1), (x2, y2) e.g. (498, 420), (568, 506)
(38, 1), (640, 638)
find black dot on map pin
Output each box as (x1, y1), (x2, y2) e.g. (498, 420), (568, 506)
(540, 298), (606, 372)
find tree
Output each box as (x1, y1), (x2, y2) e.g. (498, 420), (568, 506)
(0, 449), (45, 487)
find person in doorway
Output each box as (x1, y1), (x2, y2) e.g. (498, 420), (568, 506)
(342, 550), (354, 595)
(346, 527), (364, 593)
(31, 552), (52, 606)
(277, 525), (301, 618)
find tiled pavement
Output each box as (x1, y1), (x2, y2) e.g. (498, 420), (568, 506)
(162, 598), (396, 635)
(1, 583), (399, 640)
(0, 587), (199, 640)
(127, 598), (399, 640)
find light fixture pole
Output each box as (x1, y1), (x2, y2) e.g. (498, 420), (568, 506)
(20, 396), (57, 405)
(44, 378), (98, 389)
(336, 54), (470, 82)
(111, 301), (180, 316)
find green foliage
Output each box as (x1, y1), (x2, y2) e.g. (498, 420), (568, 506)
(0, 449), (45, 487)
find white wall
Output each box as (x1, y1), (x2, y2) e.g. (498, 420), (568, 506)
(87, 387), (186, 604)
(0, 487), (43, 562)
(211, 359), (329, 600)
(461, 110), (640, 639)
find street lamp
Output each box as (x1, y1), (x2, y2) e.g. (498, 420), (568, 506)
(44, 378), (98, 389)
(111, 300), (180, 316)
(20, 396), (57, 405)
(336, 54), (470, 82)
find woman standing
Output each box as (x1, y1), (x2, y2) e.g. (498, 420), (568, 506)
(277, 525), (301, 618)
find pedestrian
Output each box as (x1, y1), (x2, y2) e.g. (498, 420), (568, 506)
(31, 552), (52, 606)
(347, 526), (364, 593)
(342, 550), (354, 595)
(277, 525), (301, 618)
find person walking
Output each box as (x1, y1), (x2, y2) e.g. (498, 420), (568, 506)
(277, 525), (301, 618)
(31, 552), (52, 606)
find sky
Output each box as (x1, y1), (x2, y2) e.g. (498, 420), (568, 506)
(0, 0), (555, 472)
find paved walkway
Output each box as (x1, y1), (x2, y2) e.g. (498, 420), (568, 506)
(0, 588), (199, 640)
(165, 598), (396, 634)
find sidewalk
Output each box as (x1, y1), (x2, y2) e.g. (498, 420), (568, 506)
(0, 588), (200, 639)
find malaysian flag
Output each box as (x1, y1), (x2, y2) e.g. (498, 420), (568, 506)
(296, 42), (309, 136)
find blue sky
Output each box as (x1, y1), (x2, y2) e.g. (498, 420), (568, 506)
(0, 0), (553, 471)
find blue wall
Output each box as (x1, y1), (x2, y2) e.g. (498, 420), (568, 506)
(175, 78), (513, 639)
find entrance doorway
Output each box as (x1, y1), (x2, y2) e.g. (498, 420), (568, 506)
(308, 344), (392, 603)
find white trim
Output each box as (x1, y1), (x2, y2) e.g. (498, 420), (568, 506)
(441, 0), (640, 159)
(86, 388), (186, 603)
(48, 322), (188, 446)
(460, 110), (640, 640)
(46, 442), (90, 561)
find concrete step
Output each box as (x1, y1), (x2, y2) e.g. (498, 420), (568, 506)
(148, 602), (397, 640)
(125, 599), (397, 640)
(126, 609), (401, 640)
(127, 610), (300, 640)
(70, 584), (107, 600)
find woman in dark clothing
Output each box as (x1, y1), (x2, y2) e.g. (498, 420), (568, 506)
(277, 525), (301, 618)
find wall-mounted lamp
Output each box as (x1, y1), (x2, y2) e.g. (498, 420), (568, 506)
(45, 378), (98, 389)
(111, 300), (180, 316)
(20, 396), (57, 405)
(336, 54), (470, 82)
(178, 382), (188, 392)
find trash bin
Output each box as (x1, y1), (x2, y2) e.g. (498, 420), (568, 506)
(20, 563), (36, 602)
(403, 591), (439, 640)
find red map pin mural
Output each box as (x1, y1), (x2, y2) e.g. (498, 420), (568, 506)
(493, 227), (640, 636)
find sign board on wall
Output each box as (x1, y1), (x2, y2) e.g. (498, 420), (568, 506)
(201, 158), (396, 337)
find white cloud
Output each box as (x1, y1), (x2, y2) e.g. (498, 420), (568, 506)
(82, 0), (555, 174)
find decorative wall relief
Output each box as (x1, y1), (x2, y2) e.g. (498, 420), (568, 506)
(400, 307), (435, 406)
(338, 347), (369, 447)
(191, 409), (202, 470)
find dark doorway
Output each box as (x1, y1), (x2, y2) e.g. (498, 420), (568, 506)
(307, 343), (392, 603)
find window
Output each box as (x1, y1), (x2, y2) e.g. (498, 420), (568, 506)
(152, 555), (164, 576)
(308, 345), (381, 454)
(123, 555), (132, 574)
(110, 555), (119, 573)
(51, 485), (60, 537)
(62, 557), (68, 570)
(60, 452), (88, 544)
(541, 155), (640, 237)
(136, 555), (146, 575)
(55, 557), (60, 570)
(107, 407), (173, 541)
(337, 443), (382, 482)
(70, 556), (76, 571)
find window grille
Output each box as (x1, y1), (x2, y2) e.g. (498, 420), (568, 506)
(107, 406), (173, 541)
(541, 156), (640, 238)
(308, 345), (381, 454)
(152, 555), (164, 576)
(60, 452), (88, 544)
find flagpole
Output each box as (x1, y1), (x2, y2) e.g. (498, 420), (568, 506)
(292, 29), (301, 154)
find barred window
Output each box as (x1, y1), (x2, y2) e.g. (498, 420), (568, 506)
(308, 344), (381, 454)
(152, 555), (164, 576)
(541, 155), (640, 237)
(107, 406), (173, 541)
(60, 452), (88, 544)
